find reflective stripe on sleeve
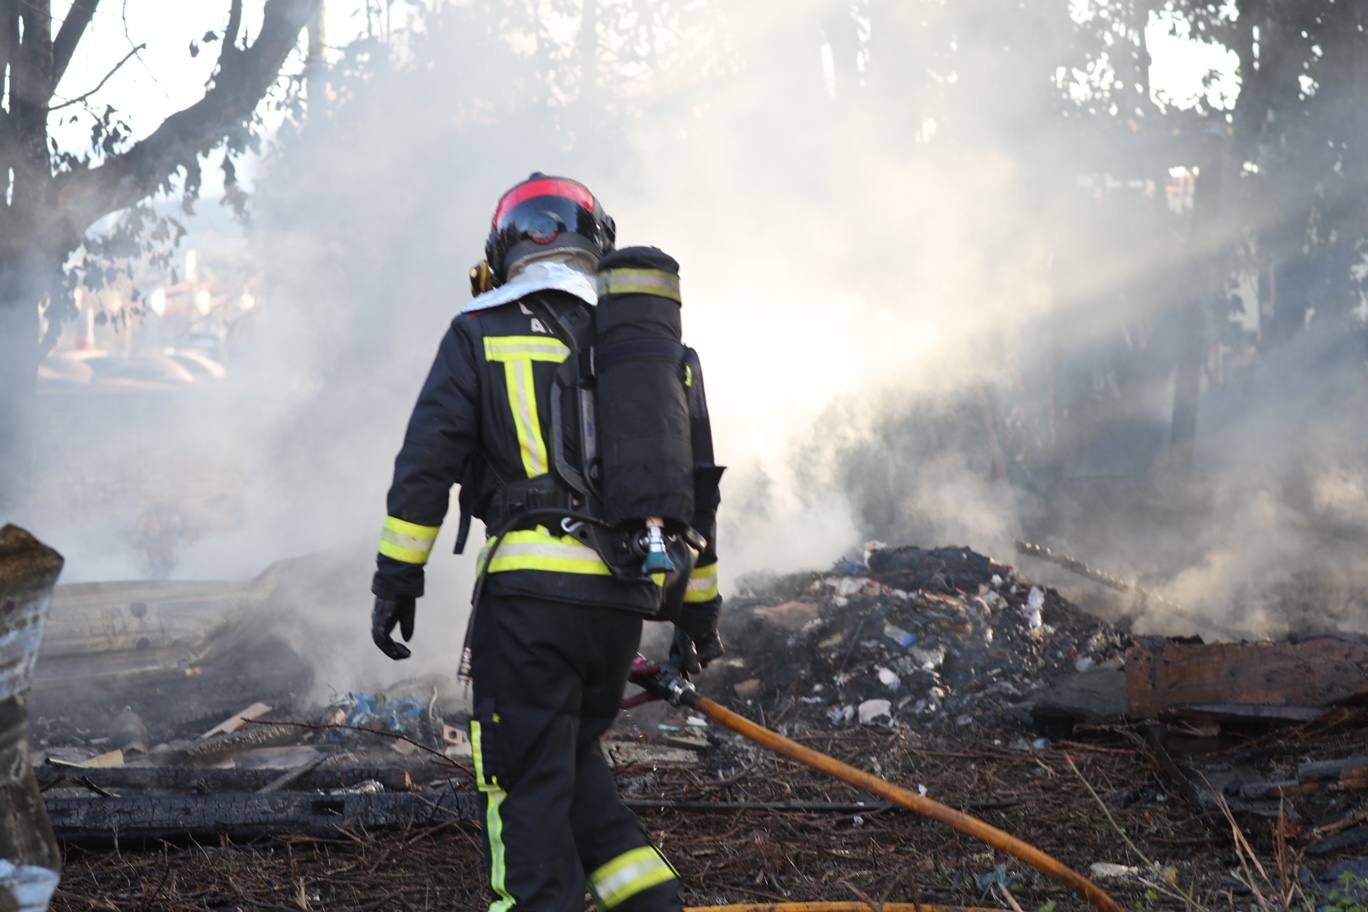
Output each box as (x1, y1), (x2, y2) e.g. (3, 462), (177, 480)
(596, 268), (682, 302)
(471, 720), (516, 911)
(685, 562), (719, 603)
(483, 336), (570, 478)
(589, 846), (678, 909)
(378, 516), (440, 565)
(477, 527), (612, 576)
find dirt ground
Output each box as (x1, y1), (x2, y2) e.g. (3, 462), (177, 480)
(48, 708), (1368, 911)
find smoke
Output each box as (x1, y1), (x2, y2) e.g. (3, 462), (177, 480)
(25, 0), (1368, 699)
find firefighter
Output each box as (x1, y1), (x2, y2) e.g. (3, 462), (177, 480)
(369, 173), (723, 911)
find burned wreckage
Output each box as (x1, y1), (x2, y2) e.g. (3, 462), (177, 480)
(2, 519), (1365, 908)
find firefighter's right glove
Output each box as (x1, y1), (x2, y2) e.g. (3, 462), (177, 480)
(667, 626), (702, 676)
(371, 595), (416, 661)
(668, 600), (725, 676)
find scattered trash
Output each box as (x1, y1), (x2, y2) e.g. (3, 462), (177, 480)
(973, 863), (1023, 893)
(732, 678), (763, 699)
(329, 692), (429, 742)
(830, 558), (868, 577)
(754, 601), (819, 629)
(857, 699), (892, 725)
(0, 861), (60, 912)
(72, 750), (125, 770)
(882, 622), (918, 648)
(202, 702), (272, 739)
(1089, 862), (1141, 879)
(719, 543), (1128, 733)
(1023, 587), (1045, 629)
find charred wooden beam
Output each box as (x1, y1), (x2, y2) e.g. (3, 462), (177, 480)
(1125, 637), (1368, 720)
(36, 765), (415, 795)
(45, 790), (479, 845)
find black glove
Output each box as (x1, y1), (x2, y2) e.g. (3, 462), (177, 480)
(668, 600), (725, 676)
(668, 626), (702, 676)
(371, 595), (416, 660)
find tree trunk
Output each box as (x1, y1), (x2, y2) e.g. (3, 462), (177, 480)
(0, 260), (51, 518)
(0, 0), (323, 514)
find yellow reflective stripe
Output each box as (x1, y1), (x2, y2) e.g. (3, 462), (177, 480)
(378, 516), (439, 565)
(477, 527), (612, 576)
(483, 336), (569, 478)
(383, 516), (440, 541)
(685, 562), (720, 603)
(511, 358), (545, 477)
(589, 846), (677, 909)
(471, 720), (516, 912)
(483, 335), (570, 362)
(597, 268), (682, 302)
(684, 363), (693, 387)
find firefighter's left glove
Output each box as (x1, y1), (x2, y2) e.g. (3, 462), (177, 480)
(372, 595), (416, 661)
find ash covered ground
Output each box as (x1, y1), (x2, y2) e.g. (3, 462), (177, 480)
(36, 543), (1368, 911)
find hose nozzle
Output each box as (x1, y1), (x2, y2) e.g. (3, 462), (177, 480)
(640, 518), (675, 574)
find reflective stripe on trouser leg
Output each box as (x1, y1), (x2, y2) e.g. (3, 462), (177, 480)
(472, 720), (517, 912)
(588, 846), (678, 909)
(684, 562), (719, 603)
(378, 516), (439, 565)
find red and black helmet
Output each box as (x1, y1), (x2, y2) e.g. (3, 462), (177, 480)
(484, 173), (616, 282)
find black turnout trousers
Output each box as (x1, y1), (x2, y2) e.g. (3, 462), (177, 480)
(469, 593), (683, 912)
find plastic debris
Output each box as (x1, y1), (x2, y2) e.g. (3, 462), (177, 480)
(857, 699), (892, 724)
(1023, 587), (1045, 629)
(831, 558), (869, 577)
(716, 543), (1128, 734)
(882, 622), (918, 648)
(732, 678), (763, 698)
(328, 692), (429, 743)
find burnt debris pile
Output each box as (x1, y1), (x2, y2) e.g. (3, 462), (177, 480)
(714, 543), (1130, 734)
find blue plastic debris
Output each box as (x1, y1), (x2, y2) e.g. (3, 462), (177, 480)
(973, 864), (1023, 894)
(329, 691), (428, 741)
(882, 622), (918, 648)
(830, 558), (869, 577)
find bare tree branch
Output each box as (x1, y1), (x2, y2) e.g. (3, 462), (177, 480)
(223, 0), (244, 53)
(48, 42), (144, 111)
(52, 0), (99, 87)
(51, 0), (321, 243)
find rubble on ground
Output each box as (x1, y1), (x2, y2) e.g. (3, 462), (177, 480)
(22, 541), (1368, 910)
(714, 543), (1130, 735)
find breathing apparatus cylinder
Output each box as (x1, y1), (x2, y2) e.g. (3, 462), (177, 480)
(592, 247), (694, 572)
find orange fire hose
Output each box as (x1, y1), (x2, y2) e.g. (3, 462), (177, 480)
(683, 693), (1124, 912)
(685, 905), (1002, 911)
